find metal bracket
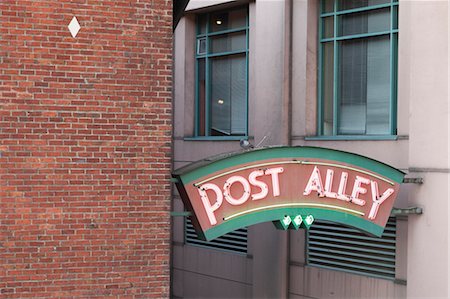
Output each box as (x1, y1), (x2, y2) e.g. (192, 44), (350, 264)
(170, 211), (192, 217)
(402, 177), (423, 184)
(391, 207), (423, 216)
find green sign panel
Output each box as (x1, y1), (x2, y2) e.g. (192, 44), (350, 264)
(173, 146), (405, 241)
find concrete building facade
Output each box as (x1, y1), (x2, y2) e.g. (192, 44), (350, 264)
(172, 0), (449, 298)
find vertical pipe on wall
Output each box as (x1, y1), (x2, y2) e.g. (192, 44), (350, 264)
(282, 0), (293, 147)
(282, 0), (293, 297)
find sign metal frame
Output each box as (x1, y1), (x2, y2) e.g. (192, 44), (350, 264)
(173, 146), (405, 241)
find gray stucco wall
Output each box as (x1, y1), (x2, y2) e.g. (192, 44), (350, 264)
(172, 0), (449, 298)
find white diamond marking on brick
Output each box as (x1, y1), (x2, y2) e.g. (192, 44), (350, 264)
(68, 16), (81, 38)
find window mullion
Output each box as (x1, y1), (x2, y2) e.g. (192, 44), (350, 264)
(195, 59), (199, 136)
(389, 2), (396, 135)
(204, 50), (248, 59)
(389, 3), (394, 135)
(318, 10), (323, 135)
(332, 1), (338, 136)
(205, 13), (211, 136)
(332, 2), (393, 17)
(321, 30), (395, 43)
(200, 27), (247, 37)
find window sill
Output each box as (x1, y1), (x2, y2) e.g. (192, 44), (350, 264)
(183, 136), (249, 141)
(304, 135), (399, 141)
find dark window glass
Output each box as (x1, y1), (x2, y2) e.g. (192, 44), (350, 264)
(195, 8), (248, 137)
(209, 9), (247, 33)
(319, 0), (397, 136)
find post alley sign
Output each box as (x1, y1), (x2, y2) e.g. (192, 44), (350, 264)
(172, 147), (405, 241)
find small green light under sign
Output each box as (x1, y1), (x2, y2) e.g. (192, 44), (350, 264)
(273, 214), (314, 231)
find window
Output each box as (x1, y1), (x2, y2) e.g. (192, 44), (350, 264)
(185, 218), (248, 254)
(195, 8), (249, 137)
(318, 0), (398, 136)
(307, 217), (397, 280)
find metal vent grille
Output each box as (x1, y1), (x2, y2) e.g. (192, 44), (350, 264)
(307, 217), (396, 280)
(185, 218), (248, 254)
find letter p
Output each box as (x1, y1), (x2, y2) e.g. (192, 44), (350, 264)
(198, 183), (223, 225)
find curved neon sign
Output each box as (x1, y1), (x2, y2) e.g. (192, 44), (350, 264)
(173, 146), (404, 241)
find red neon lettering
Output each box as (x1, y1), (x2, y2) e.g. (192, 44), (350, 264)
(198, 183), (223, 225)
(303, 166), (324, 197)
(350, 176), (369, 206)
(223, 176), (251, 205)
(249, 170), (268, 200)
(368, 181), (394, 220)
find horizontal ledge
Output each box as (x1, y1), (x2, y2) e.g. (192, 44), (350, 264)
(183, 136), (248, 141)
(304, 135), (399, 141)
(408, 167), (450, 174)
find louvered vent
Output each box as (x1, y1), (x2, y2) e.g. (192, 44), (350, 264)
(307, 217), (396, 280)
(185, 218), (248, 254)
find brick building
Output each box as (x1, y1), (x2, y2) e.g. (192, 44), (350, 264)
(0, 1), (172, 297)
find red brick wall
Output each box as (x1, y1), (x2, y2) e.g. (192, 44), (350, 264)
(0, 0), (172, 297)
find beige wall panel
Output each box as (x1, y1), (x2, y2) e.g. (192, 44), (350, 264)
(173, 18), (187, 138)
(177, 245), (252, 298)
(394, 283), (407, 298)
(172, 268), (184, 298)
(396, 183), (412, 209)
(301, 266), (404, 298)
(297, 140), (409, 170)
(181, 270), (251, 298)
(395, 218), (408, 281)
(289, 264), (305, 296)
(291, 0), (318, 137)
(405, 0), (449, 168)
(407, 172), (448, 298)
(173, 15), (196, 138)
(174, 140), (242, 163)
(403, 1), (449, 295)
(304, 0), (319, 136)
(173, 244), (185, 270)
(288, 294), (315, 299)
(290, 230), (306, 264)
(291, 0), (308, 138)
(251, 0), (284, 146)
(172, 198), (186, 243)
(182, 245), (251, 284)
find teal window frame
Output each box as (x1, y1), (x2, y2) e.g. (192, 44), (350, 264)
(194, 7), (249, 138)
(317, 0), (399, 137)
